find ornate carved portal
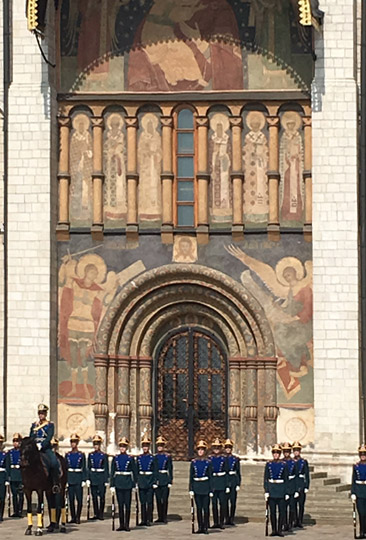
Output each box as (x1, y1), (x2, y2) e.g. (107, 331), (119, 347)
(155, 328), (228, 460)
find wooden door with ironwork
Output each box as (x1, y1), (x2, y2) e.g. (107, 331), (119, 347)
(155, 328), (228, 460)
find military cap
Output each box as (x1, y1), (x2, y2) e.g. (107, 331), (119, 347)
(271, 443), (282, 453)
(359, 444), (366, 454)
(211, 437), (222, 447)
(92, 434), (103, 444)
(118, 437), (129, 447)
(156, 436), (167, 446)
(292, 441), (302, 450)
(38, 403), (49, 413)
(282, 442), (292, 452)
(0, 434), (5, 443)
(13, 433), (22, 441)
(141, 434), (151, 445)
(224, 439), (234, 448)
(197, 440), (208, 450)
(51, 437), (59, 446)
(70, 433), (80, 442)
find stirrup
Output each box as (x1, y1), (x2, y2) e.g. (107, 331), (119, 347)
(52, 484), (60, 494)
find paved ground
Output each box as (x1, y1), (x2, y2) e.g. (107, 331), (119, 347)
(0, 518), (356, 539)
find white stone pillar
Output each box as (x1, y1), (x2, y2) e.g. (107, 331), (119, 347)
(6, 3), (57, 437)
(312, 1), (359, 466)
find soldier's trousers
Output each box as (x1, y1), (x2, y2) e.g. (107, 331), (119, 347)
(138, 488), (153, 525)
(295, 491), (306, 525)
(194, 494), (209, 532)
(225, 486), (237, 524)
(0, 483), (5, 521)
(116, 489), (132, 529)
(269, 497), (286, 533)
(10, 481), (23, 517)
(357, 498), (366, 535)
(68, 484), (83, 520)
(285, 494), (296, 529)
(212, 489), (226, 526)
(91, 485), (105, 519)
(155, 486), (169, 522)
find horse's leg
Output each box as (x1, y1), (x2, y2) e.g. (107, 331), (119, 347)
(46, 492), (56, 533)
(25, 490), (32, 536)
(34, 490), (43, 536)
(60, 490), (67, 534)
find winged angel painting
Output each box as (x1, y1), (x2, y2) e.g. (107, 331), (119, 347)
(226, 245), (313, 401)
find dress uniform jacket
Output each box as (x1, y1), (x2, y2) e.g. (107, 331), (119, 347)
(0, 450), (7, 501)
(284, 458), (297, 495)
(87, 451), (109, 487)
(136, 453), (156, 489)
(66, 451), (87, 485)
(110, 454), (137, 490)
(189, 458), (213, 495)
(210, 455), (229, 491)
(295, 458), (310, 492)
(263, 460), (289, 498)
(227, 455), (241, 488)
(154, 453), (173, 487)
(352, 462), (366, 499)
(6, 449), (22, 483)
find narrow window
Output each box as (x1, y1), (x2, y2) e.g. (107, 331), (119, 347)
(176, 109), (195, 227)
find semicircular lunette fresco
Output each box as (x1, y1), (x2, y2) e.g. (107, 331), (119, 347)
(59, 0), (313, 93)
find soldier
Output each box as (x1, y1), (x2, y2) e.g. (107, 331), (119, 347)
(136, 434), (156, 527)
(281, 442), (298, 532)
(224, 439), (241, 526)
(154, 436), (173, 524)
(66, 433), (87, 524)
(189, 440), (213, 535)
(0, 434), (6, 522)
(263, 443), (289, 538)
(293, 441), (310, 528)
(29, 403), (60, 493)
(351, 444), (366, 539)
(87, 435), (109, 521)
(209, 438), (229, 529)
(110, 437), (137, 532)
(5, 433), (23, 518)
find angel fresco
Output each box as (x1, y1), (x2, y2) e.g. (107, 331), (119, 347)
(226, 245), (313, 401)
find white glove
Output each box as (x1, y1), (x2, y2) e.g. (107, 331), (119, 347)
(36, 442), (42, 451)
(264, 493), (269, 501)
(104, 483), (109, 487)
(168, 484), (172, 488)
(294, 492), (299, 499)
(110, 487), (116, 494)
(209, 492), (214, 498)
(86, 480), (91, 487)
(351, 494), (357, 502)
(236, 486), (240, 492)
(189, 491), (194, 498)
(304, 488), (309, 494)
(153, 484), (158, 489)
(225, 487), (230, 494)
(81, 481), (86, 488)
(285, 495), (290, 501)
(5, 481), (10, 486)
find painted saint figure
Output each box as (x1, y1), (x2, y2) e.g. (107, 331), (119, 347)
(243, 111), (269, 223)
(210, 113), (231, 222)
(138, 113), (162, 222)
(103, 113), (127, 225)
(280, 111), (304, 224)
(70, 113), (93, 226)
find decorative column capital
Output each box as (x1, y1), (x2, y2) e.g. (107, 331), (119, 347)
(228, 405), (241, 419)
(58, 115), (71, 128)
(161, 116), (174, 128)
(267, 116), (280, 129)
(303, 116), (312, 128)
(230, 116), (243, 129)
(126, 116), (139, 129)
(264, 406), (279, 421)
(93, 402), (109, 418)
(139, 404), (153, 419)
(91, 116), (104, 128)
(196, 116), (209, 128)
(116, 404), (131, 418)
(244, 406), (258, 420)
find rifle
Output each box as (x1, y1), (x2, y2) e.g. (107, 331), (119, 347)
(190, 493), (195, 534)
(7, 483), (11, 518)
(87, 485), (91, 521)
(265, 499), (269, 537)
(135, 488), (139, 527)
(65, 486), (69, 524)
(353, 500), (357, 539)
(111, 491), (115, 531)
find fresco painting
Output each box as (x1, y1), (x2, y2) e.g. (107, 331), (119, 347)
(209, 112), (232, 226)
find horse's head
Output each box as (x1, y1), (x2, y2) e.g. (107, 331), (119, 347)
(20, 436), (38, 468)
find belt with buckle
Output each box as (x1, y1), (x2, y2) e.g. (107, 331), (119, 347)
(269, 479), (284, 484)
(0, 467), (5, 472)
(91, 468), (105, 472)
(213, 472), (226, 477)
(356, 480), (366, 484)
(298, 474), (305, 479)
(194, 476), (208, 482)
(159, 470), (168, 474)
(229, 471), (237, 475)
(288, 475), (296, 480)
(139, 471), (153, 475)
(115, 472), (133, 476)
(68, 468), (82, 472)
(10, 465), (20, 469)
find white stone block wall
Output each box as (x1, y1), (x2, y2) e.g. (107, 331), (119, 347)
(5, 0), (57, 438)
(312, 0), (359, 461)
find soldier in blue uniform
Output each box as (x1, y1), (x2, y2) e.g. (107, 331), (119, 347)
(5, 433), (23, 518)
(223, 439), (241, 526)
(66, 433), (87, 524)
(209, 438), (229, 529)
(29, 403), (60, 493)
(153, 436), (173, 524)
(352, 444), (366, 539)
(189, 440), (213, 535)
(110, 437), (137, 532)
(293, 441), (310, 528)
(0, 434), (6, 522)
(87, 434), (109, 521)
(281, 442), (298, 532)
(264, 443), (289, 538)
(136, 434), (156, 527)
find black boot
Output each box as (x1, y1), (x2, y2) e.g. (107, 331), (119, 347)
(125, 508), (131, 531)
(219, 504), (225, 529)
(75, 505), (82, 525)
(98, 499), (105, 521)
(18, 491), (24, 518)
(50, 468), (60, 495)
(0, 499), (4, 522)
(90, 496), (98, 520)
(163, 498), (168, 523)
(147, 504), (153, 526)
(211, 504), (219, 528)
(117, 505), (125, 531)
(203, 510), (209, 534)
(139, 504), (146, 526)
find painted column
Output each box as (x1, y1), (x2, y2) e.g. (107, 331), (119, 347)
(116, 357), (131, 443)
(230, 116), (244, 240)
(93, 355), (109, 436)
(161, 116), (174, 244)
(267, 116), (280, 241)
(126, 116), (139, 241)
(56, 115), (71, 240)
(139, 357), (153, 439)
(243, 359), (258, 453)
(91, 116), (104, 239)
(264, 358), (278, 448)
(129, 357), (139, 449)
(228, 358), (241, 448)
(256, 359), (266, 452)
(303, 115), (312, 240)
(196, 116), (209, 244)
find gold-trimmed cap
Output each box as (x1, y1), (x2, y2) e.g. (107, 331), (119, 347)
(38, 403), (49, 413)
(70, 433), (80, 442)
(212, 437), (222, 447)
(156, 436), (167, 446)
(118, 437), (129, 447)
(141, 434), (151, 445)
(51, 437), (59, 446)
(0, 434), (5, 443)
(271, 443), (282, 454)
(282, 442), (292, 452)
(92, 435), (103, 444)
(292, 441), (303, 450)
(13, 433), (22, 441)
(197, 440), (208, 450)
(359, 444), (366, 454)
(224, 439), (234, 448)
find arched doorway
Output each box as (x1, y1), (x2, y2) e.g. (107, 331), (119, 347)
(155, 327), (228, 460)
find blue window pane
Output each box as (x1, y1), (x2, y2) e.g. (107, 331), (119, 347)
(178, 133), (194, 154)
(164, 345), (174, 369)
(198, 337), (208, 368)
(198, 374), (209, 419)
(178, 205), (194, 227)
(212, 345), (221, 369)
(177, 337), (188, 368)
(178, 181), (194, 202)
(178, 109), (194, 129)
(176, 373), (188, 418)
(178, 157), (194, 178)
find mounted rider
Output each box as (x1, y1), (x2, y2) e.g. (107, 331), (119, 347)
(29, 404), (60, 494)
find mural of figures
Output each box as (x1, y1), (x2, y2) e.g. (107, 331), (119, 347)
(280, 111), (304, 225)
(127, 0), (244, 92)
(69, 113), (93, 227)
(103, 113), (127, 227)
(226, 245), (313, 403)
(209, 113), (232, 224)
(138, 113), (162, 223)
(173, 235), (198, 263)
(243, 111), (269, 224)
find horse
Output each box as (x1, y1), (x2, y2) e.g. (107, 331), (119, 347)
(20, 437), (67, 536)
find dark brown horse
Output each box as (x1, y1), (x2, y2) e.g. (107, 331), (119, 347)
(20, 437), (67, 536)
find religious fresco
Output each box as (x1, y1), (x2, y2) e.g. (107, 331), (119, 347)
(137, 112), (162, 226)
(57, 233), (313, 445)
(242, 110), (269, 225)
(59, 0), (313, 93)
(209, 112), (232, 227)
